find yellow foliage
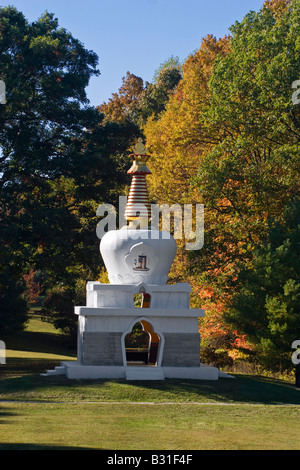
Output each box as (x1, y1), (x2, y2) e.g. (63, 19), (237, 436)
(144, 35), (230, 207)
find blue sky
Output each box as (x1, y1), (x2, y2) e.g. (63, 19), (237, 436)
(1, 0), (265, 106)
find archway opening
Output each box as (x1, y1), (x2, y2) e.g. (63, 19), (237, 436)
(125, 291), (161, 366)
(124, 319), (161, 366)
(125, 322), (150, 365)
(133, 287), (150, 309)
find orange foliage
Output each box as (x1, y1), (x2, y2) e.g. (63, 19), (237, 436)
(98, 71), (144, 122)
(23, 268), (42, 304)
(195, 283), (252, 358)
(264, 0), (292, 17)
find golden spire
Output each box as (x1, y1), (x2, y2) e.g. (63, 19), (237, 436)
(125, 138), (151, 225)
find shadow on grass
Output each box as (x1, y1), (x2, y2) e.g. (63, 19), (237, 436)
(0, 405), (17, 423)
(1, 320), (76, 376)
(0, 443), (99, 450)
(3, 329), (76, 356)
(1, 373), (300, 406)
(117, 374), (300, 405)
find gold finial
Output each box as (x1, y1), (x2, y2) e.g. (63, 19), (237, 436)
(127, 138), (151, 175)
(133, 137), (147, 155)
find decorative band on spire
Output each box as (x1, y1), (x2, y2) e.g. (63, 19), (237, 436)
(125, 138), (151, 223)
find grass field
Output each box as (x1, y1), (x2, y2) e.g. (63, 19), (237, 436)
(0, 315), (300, 450)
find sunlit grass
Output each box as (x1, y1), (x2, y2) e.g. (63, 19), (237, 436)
(0, 402), (299, 450)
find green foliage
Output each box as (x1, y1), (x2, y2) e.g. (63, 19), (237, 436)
(196, 0), (300, 220)
(152, 55), (181, 83)
(125, 322), (149, 349)
(226, 198), (300, 370)
(0, 6), (139, 335)
(41, 280), (86, 342)
(0, 268), (28, 334)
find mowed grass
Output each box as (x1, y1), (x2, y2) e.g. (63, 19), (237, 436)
(1, 402), (299, 450)
(0, 315), (300, 450)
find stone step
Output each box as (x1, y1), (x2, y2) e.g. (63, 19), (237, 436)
(125, 366), (165, 381)
(41, 365), (66, 377)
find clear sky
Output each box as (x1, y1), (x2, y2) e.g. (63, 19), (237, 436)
(1, 0), (265, 106)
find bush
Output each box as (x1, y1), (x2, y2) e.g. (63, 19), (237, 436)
(0, 271), (29, 334)
(41, 282), (85, 342)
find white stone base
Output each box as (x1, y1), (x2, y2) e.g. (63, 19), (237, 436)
(42, 360), (234, 381)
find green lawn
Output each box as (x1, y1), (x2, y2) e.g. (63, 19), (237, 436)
(1, 402), (299, 450)
(0, 315), (299, 450)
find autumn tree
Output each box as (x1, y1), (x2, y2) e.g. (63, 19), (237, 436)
(144, 0), (300, 368)
(98, 71), (144, 123)
(189, 0), (300, 306)
(23, 269), (42, 304)
(145, 36), (230, 205)
(99, 57), (182, 128)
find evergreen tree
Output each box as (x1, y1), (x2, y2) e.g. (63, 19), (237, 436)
(226, 198), (300, 371)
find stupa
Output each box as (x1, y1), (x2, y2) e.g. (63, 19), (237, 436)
(44, 139), (228, 380)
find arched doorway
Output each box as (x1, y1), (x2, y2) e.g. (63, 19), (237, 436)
(125, 321), (150, 365)
(122, 316), (163, 367)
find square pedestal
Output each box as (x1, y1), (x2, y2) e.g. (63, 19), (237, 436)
(43, 282), (232, 380)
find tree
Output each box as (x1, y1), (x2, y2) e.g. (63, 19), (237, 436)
(190, 0), (300, 352)
(195, 0), (300, 256)
(0, 7), (137, 334)
(23, 268), (42, 304)
(0, 7), (99, 332)
(0, 267), (28, 334)
(132, 56), (182, 126)
(226, 198), (300, 372)
(98, 57), (182, 128)
(98, 71), (144, 123)
(144, 1), (300, 368)
(42, 282), (86, 342)
(144, 35), (230, 205)
(143, 36), (236, 365)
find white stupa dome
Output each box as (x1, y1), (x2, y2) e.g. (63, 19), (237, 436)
(100, 139), (177, 285)
(100, 228), (177, 285)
